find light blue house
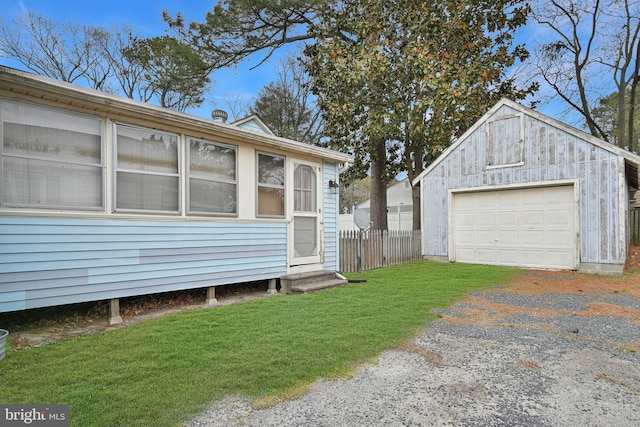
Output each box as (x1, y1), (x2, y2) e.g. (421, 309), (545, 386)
(0, 66), (352, 323)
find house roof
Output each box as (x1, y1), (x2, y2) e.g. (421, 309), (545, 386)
(0, 66), (353, 164)
(412, 98), (640, 186)
(230, 114), (276, 136)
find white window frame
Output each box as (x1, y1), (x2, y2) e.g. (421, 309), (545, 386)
(0, 99), (104, 211)
(187, 137), (238, 216)
(256, 151), (286, 218)
(113, 122), (181, 214)
(485, 113), (525, 169)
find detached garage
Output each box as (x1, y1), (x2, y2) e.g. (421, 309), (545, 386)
(413, 98), (640, 274)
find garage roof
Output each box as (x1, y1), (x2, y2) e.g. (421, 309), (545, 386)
(412, 98), (640, 188)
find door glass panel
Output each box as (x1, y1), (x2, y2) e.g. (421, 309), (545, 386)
(294, 164), (316, 212)
(294, 216), (317, 257)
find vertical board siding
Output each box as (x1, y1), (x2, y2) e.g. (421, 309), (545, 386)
(422, 104), (623, 265)
(323, 161), (340, 271)
(0, 217), (287, 312)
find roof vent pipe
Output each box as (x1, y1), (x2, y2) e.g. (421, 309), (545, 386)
(211, 109), (228, 124)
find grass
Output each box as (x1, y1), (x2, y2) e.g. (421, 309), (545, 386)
(0, 260), (514, 426)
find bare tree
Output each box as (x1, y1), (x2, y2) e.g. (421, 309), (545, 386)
(530, 0), (640, 151)
(221, 92), (251, 121)
(0, 11), (212, 113)
(0, 11), (109, 87)
(250, 54), (323, 144)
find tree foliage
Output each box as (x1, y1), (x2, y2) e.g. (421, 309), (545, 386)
(593, 90), (640, 149)
(168, 0), (536, 229)
(0, 11), (211, 112)
(123, 36), (211, 111)
(305, 0), (536, 228)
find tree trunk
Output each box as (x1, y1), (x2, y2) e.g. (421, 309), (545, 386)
(618, 88), (627, 149)
(411, 181), (421, 231)
(628, 38), (640, 153)
(370, 138), (388, 230)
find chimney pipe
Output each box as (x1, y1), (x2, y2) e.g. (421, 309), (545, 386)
(211, 109), (228, 124)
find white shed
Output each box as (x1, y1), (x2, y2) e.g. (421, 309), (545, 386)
(413, 99), (640, 274)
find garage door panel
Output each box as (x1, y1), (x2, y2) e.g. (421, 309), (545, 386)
(475, 248), (497, 263)
(547, 230), (574, 246)
(453, 186), (576, 269)
(521, 230), (545, 245)
(521, 211), (544, 227)
(497, 211), (518, 226)
(496, 249), (520, 264)
(456, 247), (480, 262)
(476, 212), (495, 226)
(455, 211), (477, 226)
(519, 249), (547, 267)
(496, 230), (518, 245)
(456, 232), (475, 245)
(545, 211), (572, 227)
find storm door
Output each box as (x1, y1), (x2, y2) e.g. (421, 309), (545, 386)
(290, 161), (321, 265)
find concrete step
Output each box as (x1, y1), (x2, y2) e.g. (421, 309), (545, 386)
(280, 271), (348, 294)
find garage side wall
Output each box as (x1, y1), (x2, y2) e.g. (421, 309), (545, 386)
(422, 104), (624, 269)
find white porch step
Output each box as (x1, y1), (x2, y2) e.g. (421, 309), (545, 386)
(280, 270), (348, 294)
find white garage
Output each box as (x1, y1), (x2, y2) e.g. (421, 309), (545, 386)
(414, 99), (640, 274)
(452, 185), (577, 269)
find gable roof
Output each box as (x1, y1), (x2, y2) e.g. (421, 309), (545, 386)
(231, 114), (276, 136)
(412, 98), (640, 186)
(0, 66), (353, 164)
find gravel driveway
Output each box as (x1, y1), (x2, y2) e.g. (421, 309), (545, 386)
(188, 271), (640, 427)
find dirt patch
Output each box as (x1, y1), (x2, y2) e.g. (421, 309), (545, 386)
(0, 281), (276, 351)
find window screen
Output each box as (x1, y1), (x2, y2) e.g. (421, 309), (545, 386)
(115, 124), (179, 212)
(188, 138), (237, 215)
(257, 152), (285, 217)
(294, 164), (316, 212)
(1, 100), (103, 209)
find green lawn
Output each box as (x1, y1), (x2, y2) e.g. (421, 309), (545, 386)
(0, 261), (514, 426)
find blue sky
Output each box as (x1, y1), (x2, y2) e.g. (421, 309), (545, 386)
(1, 0), (586, 125)
(0, 0), (289, 120)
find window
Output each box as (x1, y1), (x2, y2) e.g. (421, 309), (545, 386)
(294, 164), (316, 212)
(1, 100), (103, 209)
(257, 152), (285, 217)
(115, 124), (179, 212)
(188, 138), (237, 215)
(486, 113), (524, 168)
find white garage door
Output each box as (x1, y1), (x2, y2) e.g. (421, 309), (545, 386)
(453, 185), (576, 269)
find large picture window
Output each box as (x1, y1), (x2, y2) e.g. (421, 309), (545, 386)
(1, 100), (103, 209)
(188, 138), (237, 215)
(115, 124), (179, 212)
(257, 152), (285, 217)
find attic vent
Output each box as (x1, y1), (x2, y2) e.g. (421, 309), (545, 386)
(211, 109), (228, 124)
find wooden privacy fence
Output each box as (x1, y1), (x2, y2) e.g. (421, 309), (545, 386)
(631, 210), (640, 245)
(339, 229), (422, 273)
